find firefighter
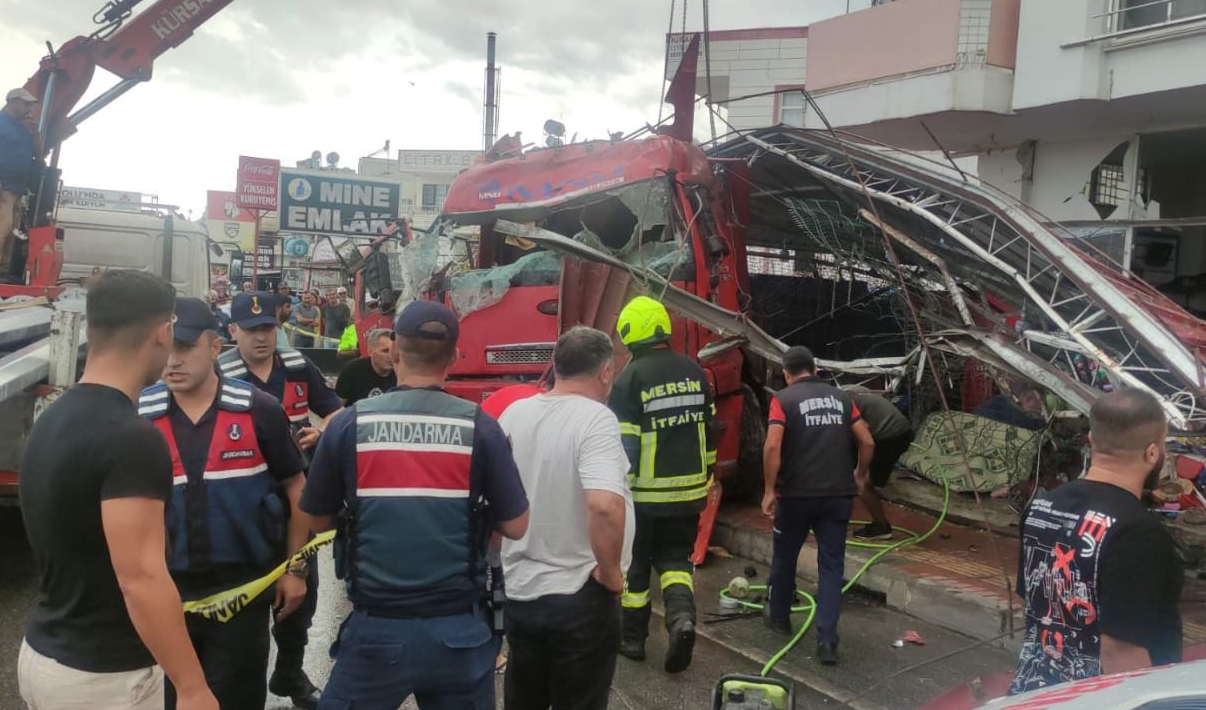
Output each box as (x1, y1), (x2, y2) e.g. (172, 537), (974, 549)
(219, 291), (343, 710)
(610, 295), (715, 674)
(138, 297), (311, 710)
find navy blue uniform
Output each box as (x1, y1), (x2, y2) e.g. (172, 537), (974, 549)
(766, 377), (862, 645)
(139, 377), (305, 710)
(302, 385), (528, 710)
(218, 343), (339, 702)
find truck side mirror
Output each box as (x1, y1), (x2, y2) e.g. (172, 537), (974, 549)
(229, 253), (245, 283)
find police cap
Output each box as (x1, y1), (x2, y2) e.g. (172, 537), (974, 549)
(173, 297), (219, 344)
(230, 291), (278, 329)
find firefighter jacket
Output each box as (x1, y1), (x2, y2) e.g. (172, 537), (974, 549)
(139, 378), (285, 573)
(609, 347), (717, 515)
(336, 389), (489, 616)
(219, 346), (312, 425)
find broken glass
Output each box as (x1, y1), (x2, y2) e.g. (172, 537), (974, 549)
(387, 232), (442, 304)
(445, 179), (690, 315)
(448, 249), (562, 315)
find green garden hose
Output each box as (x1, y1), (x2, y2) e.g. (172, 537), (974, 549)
(718, 477), (952, 677)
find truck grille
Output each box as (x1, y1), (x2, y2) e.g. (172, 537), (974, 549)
(486, 346), (554, 365)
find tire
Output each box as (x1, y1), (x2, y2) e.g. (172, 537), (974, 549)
(726, 383), (766, 502)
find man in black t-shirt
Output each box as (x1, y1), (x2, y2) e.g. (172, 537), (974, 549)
(140, 297), (310, 710)
(335, 327), (396, 405)
(762, 346), (874, 666)
(1010, 388), (1183, 695)
(18, 271), (218, 710)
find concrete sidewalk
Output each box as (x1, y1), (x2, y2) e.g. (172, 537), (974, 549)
(711, 494), (1206, 656)
(644, 550), (1018, 710)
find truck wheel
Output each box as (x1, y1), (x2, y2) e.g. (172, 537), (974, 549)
(727, 384), (766, 502)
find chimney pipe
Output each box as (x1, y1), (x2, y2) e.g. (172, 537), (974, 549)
(483, 32), (499, 153)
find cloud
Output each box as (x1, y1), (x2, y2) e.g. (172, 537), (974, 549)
(0, 0), (834, 216)
(11, 0), (814, 105)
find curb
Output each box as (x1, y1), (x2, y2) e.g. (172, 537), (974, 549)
(710, 517), (1024, 654)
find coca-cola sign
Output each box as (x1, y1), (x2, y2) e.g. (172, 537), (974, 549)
(236, 156), (280, 211)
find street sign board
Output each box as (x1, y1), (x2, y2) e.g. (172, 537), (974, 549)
(236, 156), (281, 211)
(278, 169), (400, 237)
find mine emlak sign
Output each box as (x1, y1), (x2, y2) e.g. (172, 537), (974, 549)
(279, 170), (401, 237)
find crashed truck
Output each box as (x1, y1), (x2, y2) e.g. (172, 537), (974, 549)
(371, 122), (1206, 506)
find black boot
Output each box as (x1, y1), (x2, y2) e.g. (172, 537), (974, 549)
(761, 591), (792, 636)
(664, 617), (696, 673)
(662, 584), (696, 674)
(269, 653), (322, 710)
(618, 638), (647, 661)
(816, 640), (839, 666)
(620, 604), (651, 662)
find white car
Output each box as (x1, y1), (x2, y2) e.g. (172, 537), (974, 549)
(974, 660), (1206, 709)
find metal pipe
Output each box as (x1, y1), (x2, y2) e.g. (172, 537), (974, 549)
(67, 78), (141, 129)
(0, 318), (88, 407)
(36, 69), (58, 139)
(484, 32), (498, 153)
(163, 213), (175, 283)
(0, 307), (53, 349)
(1062, 11), (1206, 48)
(742, 133), (1193, 424)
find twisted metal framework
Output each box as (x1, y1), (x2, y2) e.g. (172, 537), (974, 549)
(711, 127), (1206, 427)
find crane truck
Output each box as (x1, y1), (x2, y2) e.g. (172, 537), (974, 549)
(0, 0), (239, 498)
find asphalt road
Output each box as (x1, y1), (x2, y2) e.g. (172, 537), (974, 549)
(0, 506), (1013, 710)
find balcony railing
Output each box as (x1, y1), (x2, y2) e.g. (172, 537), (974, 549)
(1103, 0), (1206, 33)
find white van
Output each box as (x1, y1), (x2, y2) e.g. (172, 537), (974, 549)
(56, 206), (219, 297)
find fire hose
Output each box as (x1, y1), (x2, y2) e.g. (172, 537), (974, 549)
(717, 476), (952, 678)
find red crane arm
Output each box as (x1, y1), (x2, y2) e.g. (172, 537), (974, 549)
(20, 0), (237, 155)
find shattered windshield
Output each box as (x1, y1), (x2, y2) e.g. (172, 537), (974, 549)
(441, 179), (693, 315)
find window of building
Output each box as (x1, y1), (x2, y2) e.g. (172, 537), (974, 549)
(422, 184), (449, 212)
(1084, 163), (1149, 212)
(1116, 0), (1206, 30)
(778, 91), (805, 128)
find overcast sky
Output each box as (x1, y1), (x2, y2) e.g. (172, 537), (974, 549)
(0, 0), (853, 218)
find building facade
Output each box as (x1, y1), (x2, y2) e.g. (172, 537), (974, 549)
(668, 0), (1206, 308)
(358, 149), (483, 230)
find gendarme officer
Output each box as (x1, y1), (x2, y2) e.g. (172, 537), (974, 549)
(219, 291), (342, 708)
(138, 297), (310, 709)
(301, 300), (530, 710)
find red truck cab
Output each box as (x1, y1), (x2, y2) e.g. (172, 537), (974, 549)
(426, 134), (763, 483)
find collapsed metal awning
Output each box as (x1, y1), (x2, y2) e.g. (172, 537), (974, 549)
(493, 220), (1104, 419)
(708, 127), (1206, 427)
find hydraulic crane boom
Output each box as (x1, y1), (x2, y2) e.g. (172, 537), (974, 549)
(0, 0), (238, 296)
(23, 0), (236, 162)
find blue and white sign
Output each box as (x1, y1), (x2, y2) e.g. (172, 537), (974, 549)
(283, 236), (311, 258)
(278, 169), (401, 237)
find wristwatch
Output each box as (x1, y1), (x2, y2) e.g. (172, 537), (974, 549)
(286, 561), (309, 578)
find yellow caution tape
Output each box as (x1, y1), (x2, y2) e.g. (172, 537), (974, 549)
(181, 530), (336, 622)
(282, 322), (341, 345)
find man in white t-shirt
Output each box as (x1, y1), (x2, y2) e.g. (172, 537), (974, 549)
(499, 326), (634, 710)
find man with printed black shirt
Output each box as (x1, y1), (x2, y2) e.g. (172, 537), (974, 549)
(219, 291), (342, 709)
(139, 297), (310, 710)
(1009, 388), (1183, 695)
(19, 270), (218, 710)
(761, 346), (874, 666)
(334, 328), (396, 405)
